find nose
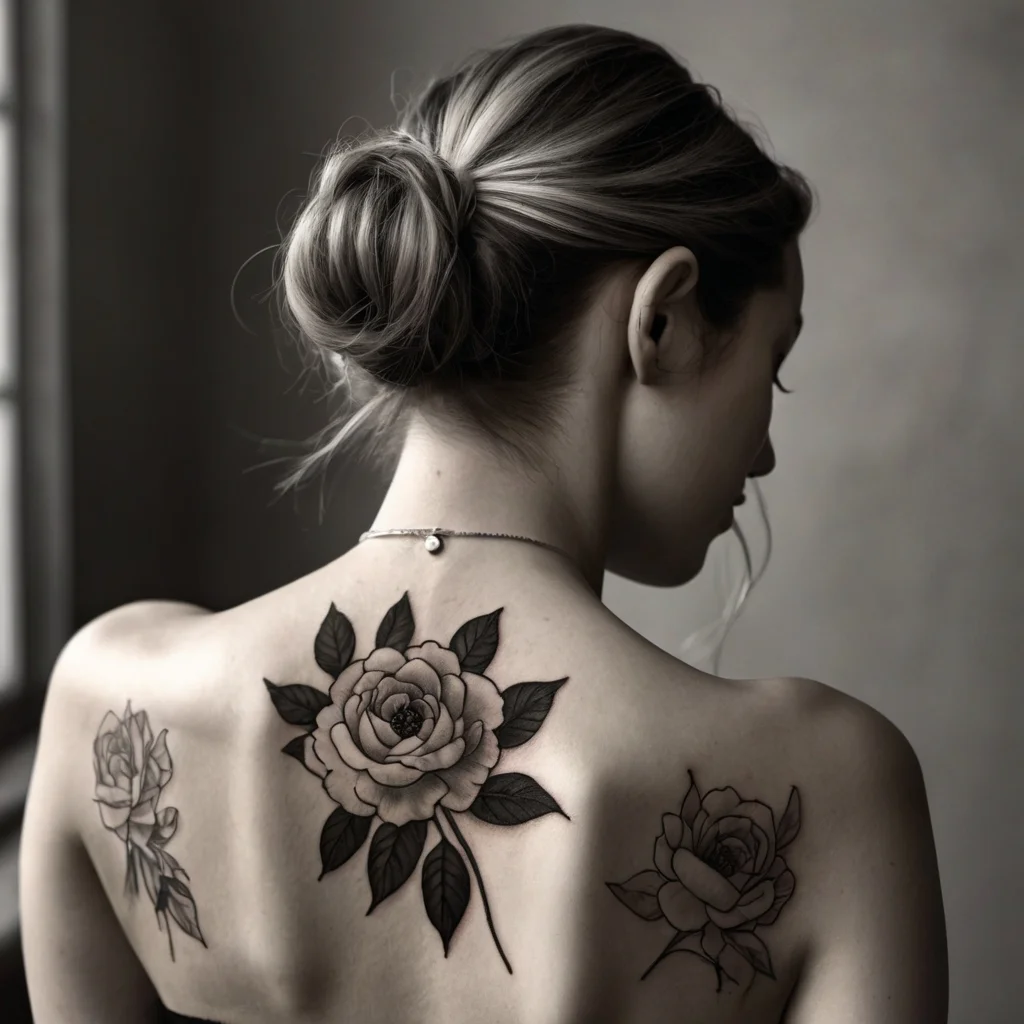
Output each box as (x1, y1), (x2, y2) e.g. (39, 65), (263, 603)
(748, 435), (776, 481)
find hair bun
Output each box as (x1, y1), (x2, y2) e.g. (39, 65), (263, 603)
(279, 130), (479, 387)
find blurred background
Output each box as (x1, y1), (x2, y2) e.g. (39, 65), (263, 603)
(1, 1), (1022, 1020)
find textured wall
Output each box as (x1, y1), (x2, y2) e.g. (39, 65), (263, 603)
(69, 2), (1023, 1019)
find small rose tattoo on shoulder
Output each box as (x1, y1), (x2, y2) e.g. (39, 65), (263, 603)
(93, 703), (206, 960)
(607, 770), (800, 993)
(264, 592), (570, 973)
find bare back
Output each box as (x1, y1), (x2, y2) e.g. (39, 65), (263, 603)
(45, 547), (927, 1023)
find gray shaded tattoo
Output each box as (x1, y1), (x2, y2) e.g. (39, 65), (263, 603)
(264, 592), (569, 973)
(93, 702), (206, 960)
(607, 770), (800, 993)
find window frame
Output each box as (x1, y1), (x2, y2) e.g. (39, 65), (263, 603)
(3, 0), (69, 743)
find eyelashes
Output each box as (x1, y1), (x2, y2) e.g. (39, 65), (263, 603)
(773, 372), (794, 394)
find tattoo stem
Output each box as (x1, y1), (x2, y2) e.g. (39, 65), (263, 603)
(640, 931), (709, 981)
(440, 807), (513, 975)
(124, 839), (135, 896)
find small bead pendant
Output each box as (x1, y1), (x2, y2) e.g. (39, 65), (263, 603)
(424, 533), (444, 554)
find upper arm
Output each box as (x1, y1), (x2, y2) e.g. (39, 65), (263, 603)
(19, 619), (160, 1024)
(782, 680), (948, 1024)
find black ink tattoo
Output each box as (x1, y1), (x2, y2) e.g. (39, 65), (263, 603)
(92, 703), (206, 960)
(264, 592), (569, 973)
(607, 770), (800, 993)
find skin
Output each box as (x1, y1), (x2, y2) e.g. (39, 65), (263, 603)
(372, 242), (805, 595)
(20, 239), (948, 1024)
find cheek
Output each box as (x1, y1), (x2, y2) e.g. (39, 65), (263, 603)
(750, 390), (774, 459)
(609, 397), (714, 583)
(614, 398), (701, 520)
(724, 367), (773, 469)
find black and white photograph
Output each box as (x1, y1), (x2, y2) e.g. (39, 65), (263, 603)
(1, 2), (1021, 1022)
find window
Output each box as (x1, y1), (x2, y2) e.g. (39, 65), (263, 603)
(1, 0), (70, 726)
(0, 0), (65, 990)
(0, 0), (17, 699)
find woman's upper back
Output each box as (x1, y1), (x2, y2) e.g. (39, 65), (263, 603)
(31, 551), (945, 1024)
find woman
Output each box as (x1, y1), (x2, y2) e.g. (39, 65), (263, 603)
(20, 22), (947, 1024)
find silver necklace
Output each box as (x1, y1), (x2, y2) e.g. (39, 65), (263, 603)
(358, 526), (569, 559)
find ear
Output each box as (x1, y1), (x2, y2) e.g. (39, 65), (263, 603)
(626, 247), (701, 385)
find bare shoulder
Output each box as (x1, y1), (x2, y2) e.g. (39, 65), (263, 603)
(22, 600), (217, 1018)
(754, 673), (937, 876)
(58, 599), (213, 664)
(46, 600), (218, 715)
(762, 676), (948, 1022)
(38, 601), (217, 824)
(773, 674), (928, 796)
(43, 600), (203, 717)
(567, 666), (886, 1015)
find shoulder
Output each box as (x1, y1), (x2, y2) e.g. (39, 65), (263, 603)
(19, 602), (211, 1019)
(757, 673), (930, 843)
(651, 668), (930, 841)
(755, 683), (947, 1018)
(47, 600), (216, 708)
(57, 599), (213, 665)
(772, 676), (945, 973)
(777, 674), (926, 789)
(36, 601), (216, 811)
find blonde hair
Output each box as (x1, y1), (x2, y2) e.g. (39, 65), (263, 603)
(269, 23), (815, 670)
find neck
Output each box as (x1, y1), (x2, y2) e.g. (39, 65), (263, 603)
(368, 416), (613, 595)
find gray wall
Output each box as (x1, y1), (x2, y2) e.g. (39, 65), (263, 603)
(66, 2), (1023, 1020)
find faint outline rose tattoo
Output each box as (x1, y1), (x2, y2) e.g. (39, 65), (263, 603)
(94, 702), (172, 844)
(93, 701), (206, 959)
(265, 593), (570, 972)
(607, 769), (801, 993)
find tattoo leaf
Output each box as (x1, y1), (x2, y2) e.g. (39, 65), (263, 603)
(366, 820), (428, 913)
(314, 603), (356, 680)
(158, 876), (206, 946)
(319, 805), (373, 879)
(606, 870), (666, 922)
(150, 807), (178, 847)
(494, 678), (567, 748)
(156, 846), (188, 881)
(421, 837), (470, 956)
(776, 786), (801, 850)
(450, 608), (502, 674)
(375, 592), (415, 652)
(469, 772), (568, 826)
(264, 679), (331, 728)
(725, 928), (776, 979)
(280, 734), (308, 763)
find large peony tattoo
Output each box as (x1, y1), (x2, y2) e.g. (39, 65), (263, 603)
(92, 702), (206, 960)
(265, 593), (569, 972)
(607, 769), (800, 993)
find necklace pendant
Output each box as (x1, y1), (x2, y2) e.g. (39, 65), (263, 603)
(424, 533), (444, 554)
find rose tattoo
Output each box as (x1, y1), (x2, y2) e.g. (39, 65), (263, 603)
(93, 702), (206, 960)
(265, 593), (569, 972)
(607, 770), (800, 993)
(301, 639), (505, 826)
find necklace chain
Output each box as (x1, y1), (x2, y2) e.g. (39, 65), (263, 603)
(358, 526), (570, 560)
